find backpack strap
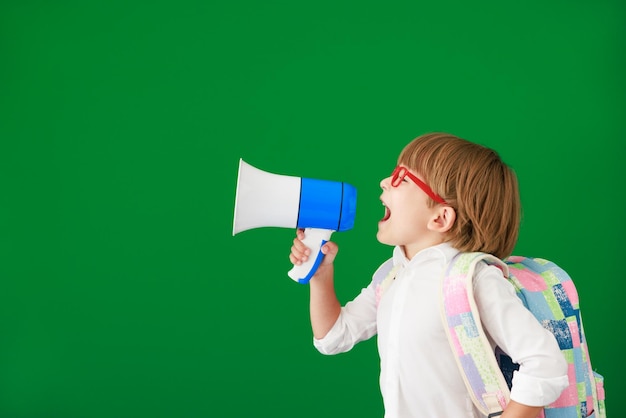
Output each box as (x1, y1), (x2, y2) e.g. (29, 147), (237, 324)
(372, 258), (398, 307)
(441, 252), (511, 417)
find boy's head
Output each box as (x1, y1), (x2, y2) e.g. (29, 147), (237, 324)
(398, 132), (520, 259)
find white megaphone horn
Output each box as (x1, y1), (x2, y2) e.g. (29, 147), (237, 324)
(232, 159), (357, 284)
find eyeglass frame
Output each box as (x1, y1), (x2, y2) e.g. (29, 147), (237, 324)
(390, 166), (448, 205)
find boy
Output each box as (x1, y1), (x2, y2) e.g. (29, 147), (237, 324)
(289, 133), (568, 417)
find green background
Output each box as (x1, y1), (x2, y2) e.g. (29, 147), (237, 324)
(1, 1), (623, 417)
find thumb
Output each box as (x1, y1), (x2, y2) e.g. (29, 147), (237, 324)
(320, 241), (339, 265)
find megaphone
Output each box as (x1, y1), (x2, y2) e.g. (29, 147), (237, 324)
(232, 159), (357, 284)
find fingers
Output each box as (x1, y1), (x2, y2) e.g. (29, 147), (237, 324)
(290, 229), (339, 266)
(290, 234), (310, 266)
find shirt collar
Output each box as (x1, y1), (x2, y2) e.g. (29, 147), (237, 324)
(392, 242), (459, 269)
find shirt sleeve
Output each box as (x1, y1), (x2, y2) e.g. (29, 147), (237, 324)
(473, 264), (569, 406)
(313, 281), (378, 355)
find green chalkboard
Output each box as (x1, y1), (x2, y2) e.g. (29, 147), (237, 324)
(1, 1), (623, 417)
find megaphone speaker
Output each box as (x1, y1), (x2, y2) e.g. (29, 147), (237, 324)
(232, 159), (357, 284)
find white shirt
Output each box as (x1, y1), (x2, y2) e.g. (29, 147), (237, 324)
(314, 243), (568, 417)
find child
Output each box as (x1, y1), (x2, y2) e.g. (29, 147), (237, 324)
(289, 133), (569, 418)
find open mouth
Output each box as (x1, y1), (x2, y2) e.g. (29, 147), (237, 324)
(381, 202), (390, 222)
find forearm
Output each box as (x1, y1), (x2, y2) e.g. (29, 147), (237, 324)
(501, 400), (542, 418)
(309, 264), (341, 339)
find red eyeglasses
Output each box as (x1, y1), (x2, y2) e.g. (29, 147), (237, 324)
(390, 166), (447, 205)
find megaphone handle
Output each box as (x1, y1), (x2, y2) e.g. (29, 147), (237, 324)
(288, 227), (334, 284)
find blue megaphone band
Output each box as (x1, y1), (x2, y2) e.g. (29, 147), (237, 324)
(297, 178), (356, 232)
(339, 182), (357, 231)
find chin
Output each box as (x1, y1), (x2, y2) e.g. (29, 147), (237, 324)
(376, 230), (393, 246)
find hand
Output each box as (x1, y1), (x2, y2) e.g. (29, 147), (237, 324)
(289, 228), (339, 268)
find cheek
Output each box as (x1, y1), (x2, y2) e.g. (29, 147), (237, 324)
(400, 212), (424, 233)
(391, 203), (419, 228)
(398, 198), (431, 227)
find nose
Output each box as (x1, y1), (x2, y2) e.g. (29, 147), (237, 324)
(380, 176), (391, 190)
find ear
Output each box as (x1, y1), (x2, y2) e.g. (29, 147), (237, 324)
(428, 206), (456, 233)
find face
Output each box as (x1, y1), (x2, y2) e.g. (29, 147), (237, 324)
(377, 165), (447, 259)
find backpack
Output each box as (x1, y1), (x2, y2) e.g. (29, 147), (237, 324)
(373, 252), (606, 418)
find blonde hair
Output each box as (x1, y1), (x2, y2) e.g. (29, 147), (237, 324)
(398, 132), (521, 259)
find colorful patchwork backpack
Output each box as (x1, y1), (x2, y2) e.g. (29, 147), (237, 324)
(374, 252), (606, 418)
